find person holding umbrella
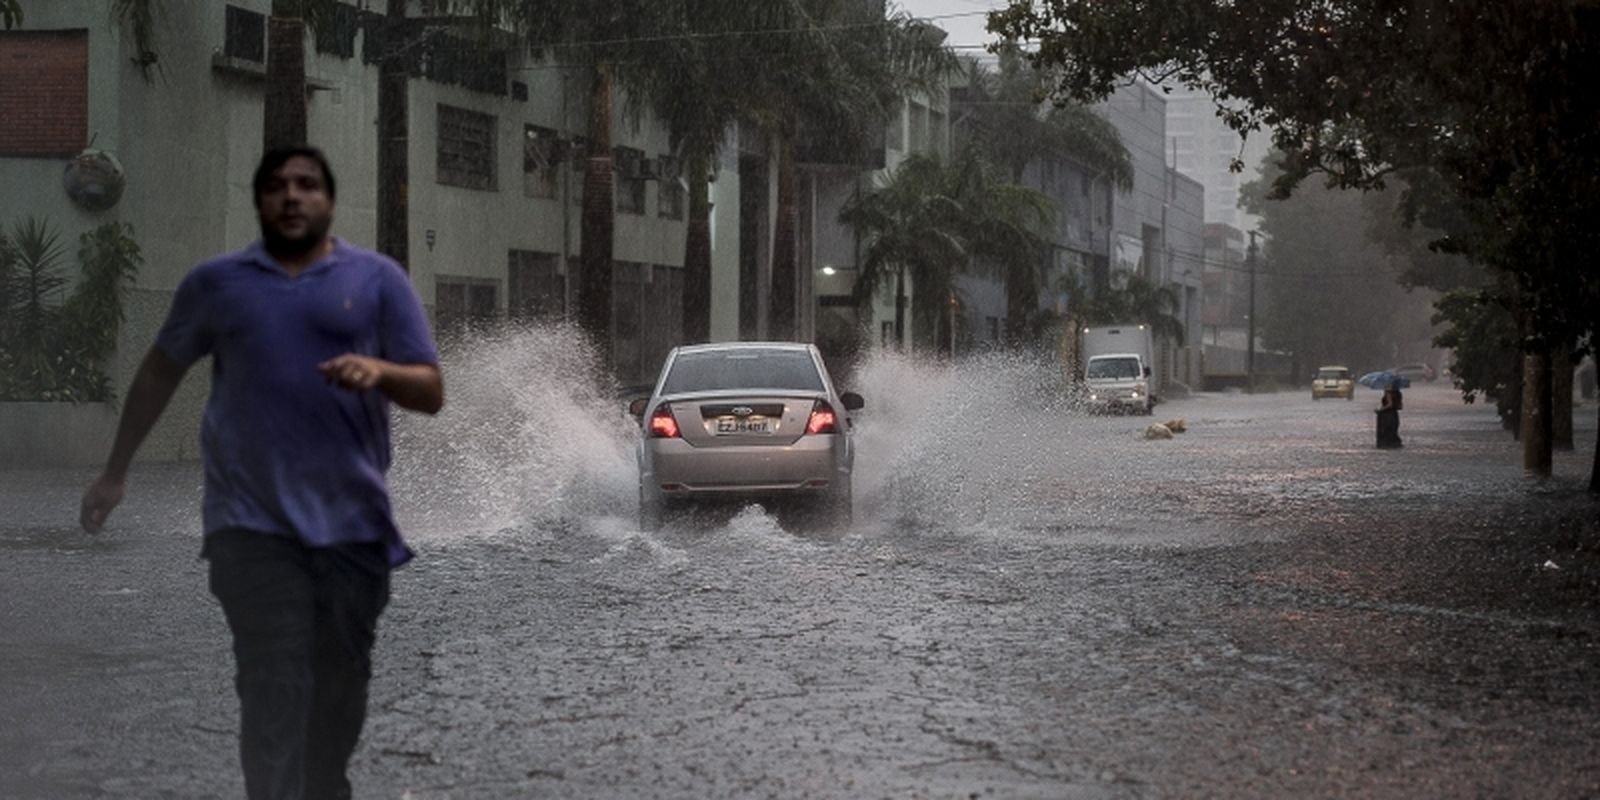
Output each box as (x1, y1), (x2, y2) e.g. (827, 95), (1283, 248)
(1375, 380), (1404, 449)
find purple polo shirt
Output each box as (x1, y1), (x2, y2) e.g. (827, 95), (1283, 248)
(156, 239), (438, 567)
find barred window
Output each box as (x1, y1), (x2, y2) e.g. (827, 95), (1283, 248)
(658, 178), (685, 220)
(508, 250), (565, 320)
(522, 125), (559, 199)
(437, 104), (497, 192)
(312, 2), (359, 59)
(614, 146), (646, 215)
(886, 101), (906, 152)
(224, 5), (265, 63)
(435, 276), (499, 337)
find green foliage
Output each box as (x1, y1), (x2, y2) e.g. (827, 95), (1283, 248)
(109, 0), (161, 78)
(840, 150), (1053, 348)
(0, 218), (142, 403)
(988, 0), (1600, 356)
(1360, 169), (1484, 294)
(2, 0), (22, 29)
(956, 45), (1133, 191)
(841, 152), (972, 342)
(1432, 287), (1521, 426)
(1058, 269), (1184, 346)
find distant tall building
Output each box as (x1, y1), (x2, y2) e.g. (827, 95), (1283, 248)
(1095, 82), (1205, 391)
(1164, 87), (1271, 233)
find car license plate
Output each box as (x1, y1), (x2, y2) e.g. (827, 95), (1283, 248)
(716, 417), (770, 434)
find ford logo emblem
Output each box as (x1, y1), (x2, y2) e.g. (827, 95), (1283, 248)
(732, 406), (753, 416)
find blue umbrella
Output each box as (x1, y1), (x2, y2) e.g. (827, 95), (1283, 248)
(1357, 370), (1411, 390)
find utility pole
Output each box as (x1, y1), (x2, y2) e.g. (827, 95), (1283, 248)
(948, 291), (957, 357)
(1245, 230), (1258, 394)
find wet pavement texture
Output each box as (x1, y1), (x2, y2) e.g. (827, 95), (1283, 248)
(3, 358), (1599, 799)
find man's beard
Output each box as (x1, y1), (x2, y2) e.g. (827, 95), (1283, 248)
(261, 215), (332, 259)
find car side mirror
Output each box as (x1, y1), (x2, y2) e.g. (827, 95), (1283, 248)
(840, 391), (864, 411)
(1143, 366), (1151, 377)
(628, 397), (648, 419)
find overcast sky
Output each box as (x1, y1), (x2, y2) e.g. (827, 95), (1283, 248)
(895, 0), (1011, 56)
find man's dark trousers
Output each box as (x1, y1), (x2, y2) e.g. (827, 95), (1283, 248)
(205, 529), (390, 800)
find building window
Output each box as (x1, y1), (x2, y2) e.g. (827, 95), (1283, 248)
(224, 5), (266, 63)
(612, 261), (645, 382)
(312, 2), (359, 59)
(614, 146), (646, 215)
(909, 102), (930, 153)
(658, 177), (685, 220)
(886, 101), (906, 152)
(0, 30), (88, 157)
(508, 250), (565, 321)
(522, 125), (560, 199)
(611, 261), (686, 384)
(435, 276), (499, 335)
(930, 109), (947, 157)
(641, 264), (684, 381)
(437, 104), (497, 192)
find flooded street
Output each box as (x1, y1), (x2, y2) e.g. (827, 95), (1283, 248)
(4, 337), (1598, 798)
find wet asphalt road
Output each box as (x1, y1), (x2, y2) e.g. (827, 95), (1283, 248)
(3, 367), (1599, 799)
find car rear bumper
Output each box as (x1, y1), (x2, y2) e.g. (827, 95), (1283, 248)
(642, 435), (846, 495)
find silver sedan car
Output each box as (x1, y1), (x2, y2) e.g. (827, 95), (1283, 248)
(629, 342), (863, 531)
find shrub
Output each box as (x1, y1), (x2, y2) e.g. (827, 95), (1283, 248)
(0, 217), (142, 403)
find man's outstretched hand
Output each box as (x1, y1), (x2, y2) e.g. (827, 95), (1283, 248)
(80, 475), (125, 533)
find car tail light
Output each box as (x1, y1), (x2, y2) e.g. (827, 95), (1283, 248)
(806, 400), (839, 435)
(649, 404), (680, 438)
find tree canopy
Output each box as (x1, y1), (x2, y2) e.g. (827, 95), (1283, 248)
(840, 150), (1052, 349)
(990, 1), (1600, 305)
(1240, 153), (1436, 374)
(991, 0), (1600, 481)
(954, 45), (1132, 191)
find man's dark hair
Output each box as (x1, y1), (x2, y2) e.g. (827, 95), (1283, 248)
(252, 145), (337, 207)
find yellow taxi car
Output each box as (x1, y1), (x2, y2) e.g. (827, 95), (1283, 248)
(1312, 365), (1355, 400)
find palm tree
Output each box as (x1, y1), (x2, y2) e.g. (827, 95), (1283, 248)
(372, 1), (515, 269)
(746, 2), (961, 341)
(954, 150), (1058, 345)
(956, 46), (1132, 187)
(953, 44), (1133, 344)
(263, 3), (319, 149)
(631, 1), (795, 344)
(1067, 269), (1184, 344)
(839, 153), (968, 348)
(510, 0), (678, 366)
(840, 149), (1052, 351)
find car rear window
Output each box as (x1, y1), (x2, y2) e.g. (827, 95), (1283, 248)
(662, 350), (825, 394)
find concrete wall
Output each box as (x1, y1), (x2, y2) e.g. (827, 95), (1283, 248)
(1168, 168), (1206, 389)
(1097, 82), (1170, 274)
(0, 402), (121, 467)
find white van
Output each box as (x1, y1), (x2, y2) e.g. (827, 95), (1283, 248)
(1080, 324), (1156, 415)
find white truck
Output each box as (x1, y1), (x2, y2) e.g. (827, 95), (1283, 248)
(1079, 323), (1157, 415)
